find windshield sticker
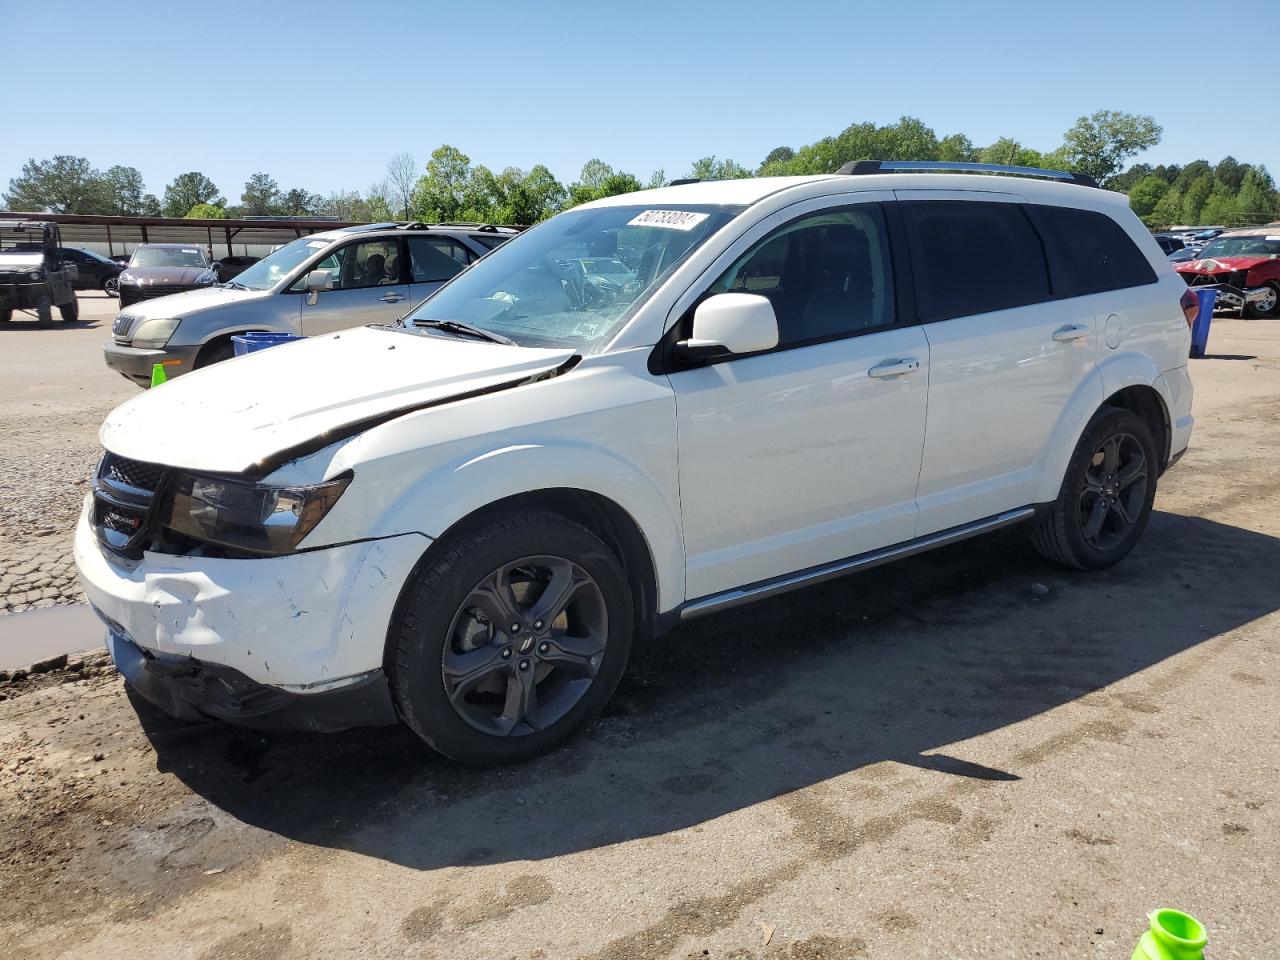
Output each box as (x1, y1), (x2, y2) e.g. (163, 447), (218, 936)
(1267, 236), (1280, 242)
(627, 210), (710, 231)
(182, 248), (198, 254)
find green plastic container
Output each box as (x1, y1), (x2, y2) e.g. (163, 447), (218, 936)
(1131, 909), (1207, 960)
(149, 362), (167, 388)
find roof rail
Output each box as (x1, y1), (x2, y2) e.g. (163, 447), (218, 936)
(432, 221), (523, 232)
(836, 160), (1098, 189)
(667, 178), (701, 186)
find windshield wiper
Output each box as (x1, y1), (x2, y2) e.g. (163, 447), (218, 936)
(219, 280), (249, 290)
(413, 319), (514, 346)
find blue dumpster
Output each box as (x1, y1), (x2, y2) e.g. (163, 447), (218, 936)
(231, 332), (304, 357)
(1190, 289), (1216, 358)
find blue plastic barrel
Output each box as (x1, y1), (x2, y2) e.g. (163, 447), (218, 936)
(231, 332), (304, 357)
(1190, 289), (1216, 358)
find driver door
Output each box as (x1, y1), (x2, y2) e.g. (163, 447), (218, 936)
(300, 237), (411, 335)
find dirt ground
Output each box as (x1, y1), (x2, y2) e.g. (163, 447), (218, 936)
(1, 304), (1278, 959)
(0, 293), (135, 613)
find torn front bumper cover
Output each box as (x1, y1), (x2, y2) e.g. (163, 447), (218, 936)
(105, 628), (398, 731)
(1190, 282), (1272, 310)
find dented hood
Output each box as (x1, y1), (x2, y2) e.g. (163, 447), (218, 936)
(100, 325), (577, 474)
(1176, 256), (1273, 274)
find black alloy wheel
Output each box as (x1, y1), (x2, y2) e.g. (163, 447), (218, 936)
(1077, 432), (1148, 551)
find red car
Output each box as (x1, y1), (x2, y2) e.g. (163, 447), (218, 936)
(1174, 227), (1280, 318)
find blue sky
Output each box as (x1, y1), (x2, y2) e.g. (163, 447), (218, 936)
(4, 0), (1274, 200)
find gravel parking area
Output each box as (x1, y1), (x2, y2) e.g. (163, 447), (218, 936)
(1, 307), (1277, 959)
(0, 293), (135, 613)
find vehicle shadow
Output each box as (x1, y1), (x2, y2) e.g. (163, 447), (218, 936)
(137, 509), (1279, 870)
(0, 318), (103, 331)
(1197, 354), (1258, 361)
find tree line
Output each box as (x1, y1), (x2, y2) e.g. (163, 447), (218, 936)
(4, 110), (1277, 229)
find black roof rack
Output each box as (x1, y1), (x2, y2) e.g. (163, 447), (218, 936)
(431, 221), (525, 233)
(836, 160), (1098, 189)
(667, 178), (701, 186)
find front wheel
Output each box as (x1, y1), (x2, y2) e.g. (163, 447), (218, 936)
(58, 299), (79, 322)
(103, 275), (119, 297)
(389, 510), (633, 764)
(1032, 407), (1158, 571)
(1245, 281), (1279, 320)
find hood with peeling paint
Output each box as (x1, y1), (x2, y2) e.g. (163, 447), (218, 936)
(100, 325), (577, 474)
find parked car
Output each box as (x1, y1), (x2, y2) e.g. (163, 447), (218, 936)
(76, 162), (1194, 763)
(117, 243), (219, 308)
(0, 220), (80, 322)
(1174, 228), (1280, 318)
(61, 247), (125, 295)
(213, 255), (260, 281)
(104, 223), (519, 386)
(1153, 234), (1185, 257)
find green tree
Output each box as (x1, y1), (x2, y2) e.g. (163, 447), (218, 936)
(1150, 185), (1183, 228)
(760, 146), (795, 169)
(1127, 175), (1169, 223)
(1236, 167), (1278, 224)
(186, 203), (226, 219)
(279, 188), (321, 216)
(3, 155), (106, 213)
(241, 172), (282, 215)
(163, 172), (224, 218)
(1181, 175), (1213, 225)
(1213, 156), (1248, 193)
(1199, 188), (1239, 227)
(566, 168), (642, 208)
(1173, 160), (1211, 192)
(1062, 110), (1162, 185)
(686, 156), (752, 180)
(645, 169), (666, 189)
(139, 194), (163, 217)
(937, 133), (977, 163)
(100, 165), (147, 216)
(1106, 163), (1153, 194)
(410, 145), (474, 222)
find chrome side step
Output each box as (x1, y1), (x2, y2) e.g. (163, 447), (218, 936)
(679, 507), (1036, 621)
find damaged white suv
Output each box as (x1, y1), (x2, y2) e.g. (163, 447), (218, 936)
(76, 162), (1195, 763)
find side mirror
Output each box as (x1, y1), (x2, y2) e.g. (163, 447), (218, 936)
(674, 293), (779, 362)
(305, 269), (334, 305)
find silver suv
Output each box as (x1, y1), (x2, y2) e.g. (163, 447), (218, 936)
(103, 222), (520, 386)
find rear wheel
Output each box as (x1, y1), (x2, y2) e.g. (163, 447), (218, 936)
(0, 309), (11, 324)
(103, 275), (119, 297)
(58, 299), (79, 322)
(1032, 407), (1158, 571)
(1245, 281), (1279, 319)
(389, 510), (633, 764)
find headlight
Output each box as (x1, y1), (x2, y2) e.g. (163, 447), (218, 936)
(130, 317), (181, 349)
(28, 270), (42, 280)
(119, 271), (137, 283)
(163, 472), (352, 555)
(195, 270), (217, 284)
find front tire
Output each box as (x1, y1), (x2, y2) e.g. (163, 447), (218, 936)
(1032, 407), (1158, 571)
(58, 299), (79, 322)
(389, 510), (633, 764)
(103, 275), (119, 297)
(1245, 281), (1279, 319)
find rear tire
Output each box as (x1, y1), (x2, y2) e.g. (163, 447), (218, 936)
(58, 299), (79, 322)
(1244, 281), (1279, 319)
(0, 309), (11, 324)
(1032, 406), (1158, 571)
(389, 510), (633, 764)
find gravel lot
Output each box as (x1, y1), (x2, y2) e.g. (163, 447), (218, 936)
(1, 304), (1277, 959)
(0, 293), (135, 613)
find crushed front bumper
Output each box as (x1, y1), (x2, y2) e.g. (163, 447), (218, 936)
(1186, 282), (1272, 311)
(74, 499), (430, 729)
(106, 629), (397, 731)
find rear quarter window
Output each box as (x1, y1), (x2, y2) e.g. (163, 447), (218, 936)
(1028, 205), (1157, 297)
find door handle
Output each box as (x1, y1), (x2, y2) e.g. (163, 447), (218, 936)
(1051, 324), (1089, 343)
(378, 292), (406, 303)
(867, 357), (920, 379)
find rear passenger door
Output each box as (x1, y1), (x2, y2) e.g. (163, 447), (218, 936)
(898, 194), (1100, 535)
(406, 235), (472, 307)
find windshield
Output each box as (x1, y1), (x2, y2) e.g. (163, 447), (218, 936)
(404, 203), (742, 350)
(230, 235), (332, 290)
(1197, 235), (1280, 259)
(130, 246), (208, 268)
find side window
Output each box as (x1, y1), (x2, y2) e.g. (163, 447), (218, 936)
(407, 236), (470, 283)
(708, 205), (896, 348)
(901, 200), (1050, 321)
(301, 238), (401, 291)
(1029, 205), (1157, 296)
(470, 234), (509, 251)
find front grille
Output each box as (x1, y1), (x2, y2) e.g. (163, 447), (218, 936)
(124, 284), (192, 303)
(94, 452), (167, 557)
(103, 453), (164, 491)
(112, 314), (137, 338)
(1183, 270), (1248, 289)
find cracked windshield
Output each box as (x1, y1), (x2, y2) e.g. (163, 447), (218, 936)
(404, 204), (741, 349)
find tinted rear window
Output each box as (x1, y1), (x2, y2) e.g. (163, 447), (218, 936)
(1029, 205), (1157, 296)
(900, 201), (1051, 321)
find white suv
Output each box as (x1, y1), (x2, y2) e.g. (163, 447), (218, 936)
(75, 162), (1196, 763)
